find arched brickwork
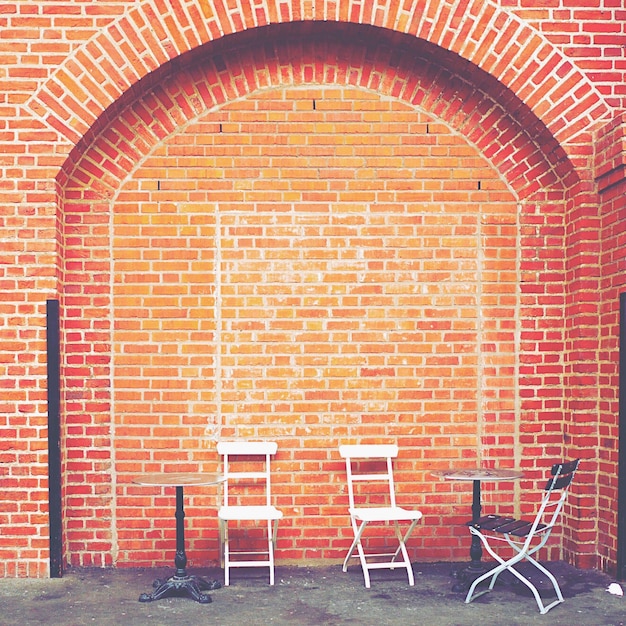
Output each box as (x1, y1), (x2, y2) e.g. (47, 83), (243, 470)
(28, 0), (610, 166)
(58, 31), (579, 568)
(61, 27), (566, 200)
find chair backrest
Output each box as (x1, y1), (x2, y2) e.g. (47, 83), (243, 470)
(217, 441), (278, 508)
(339, 444), (399, 510)
(534, 458), (580, 533)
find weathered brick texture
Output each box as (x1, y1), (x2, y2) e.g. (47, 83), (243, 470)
(1, 1), (625, 577)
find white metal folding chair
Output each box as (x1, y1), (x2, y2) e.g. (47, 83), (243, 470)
(217, 441), (283, 586)
(465, 458), (580, 614)
(339, 444), (423, 588)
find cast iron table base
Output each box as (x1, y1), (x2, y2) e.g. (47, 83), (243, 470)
(134, 478), (224, 604)
(139, 571), (221, 603)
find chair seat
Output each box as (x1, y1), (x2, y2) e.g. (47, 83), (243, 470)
(219, 505), (283, 522)
(350, 506), (423, 523)
(468, 514), (546, 537)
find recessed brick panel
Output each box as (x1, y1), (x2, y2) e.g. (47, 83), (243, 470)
(65, 80), (525, 567)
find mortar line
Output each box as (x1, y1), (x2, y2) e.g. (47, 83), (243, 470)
(514, 200), (522, 517)
(215, 204), (223, 443)
(109, 192), (119, 566)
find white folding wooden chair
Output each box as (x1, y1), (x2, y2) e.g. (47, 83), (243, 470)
(465, 459), (580, 614)
(339, 444), (423, 588)
(217, 441), (283, 586)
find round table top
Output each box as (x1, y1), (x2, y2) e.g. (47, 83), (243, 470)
(133, 472), (225, 487)
(431, 468), (524, 481)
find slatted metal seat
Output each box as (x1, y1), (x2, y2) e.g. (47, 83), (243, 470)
(469, 515), (547, 536)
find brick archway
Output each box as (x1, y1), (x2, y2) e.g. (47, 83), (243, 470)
(29, 0), (609, 167)
(58, 31), (576, 568)
(60, 27), (566, 200)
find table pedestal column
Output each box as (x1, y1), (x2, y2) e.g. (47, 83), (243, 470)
(452, 480), (489, 591)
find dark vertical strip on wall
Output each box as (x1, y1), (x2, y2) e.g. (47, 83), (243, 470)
(46, 299), (63, 577)
(618, 292), (626, 580)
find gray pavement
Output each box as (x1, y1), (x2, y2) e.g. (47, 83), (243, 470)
(1, 561), (624, 626)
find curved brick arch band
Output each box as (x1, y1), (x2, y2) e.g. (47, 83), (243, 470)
(28, 0), (609, 159)
(61, 29), (567, 200)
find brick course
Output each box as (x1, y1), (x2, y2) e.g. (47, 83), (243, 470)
(1, 1), (625, 577)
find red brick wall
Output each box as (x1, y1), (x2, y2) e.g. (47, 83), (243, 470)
(1, 1), (625, 577)
(596, 113), (626, 573)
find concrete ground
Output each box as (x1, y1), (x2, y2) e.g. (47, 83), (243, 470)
(1, 561), (625, 626)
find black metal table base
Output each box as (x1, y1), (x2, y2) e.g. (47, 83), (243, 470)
(138, 485), (222, 604)
(139, 573), (222, 603)
(451, 479), (488, 592)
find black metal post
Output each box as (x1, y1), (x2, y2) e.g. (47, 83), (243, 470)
(469, 479), (483, 568)
(46, 299), (63, 578)
(617, 292), (626, 580)
(174, 486), (188, 576)
(452, 479), (484, 591)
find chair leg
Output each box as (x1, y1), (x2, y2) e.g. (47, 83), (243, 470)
(344, 518), (419, 588)
(345, 519), (373, 588)
(218, 519), (225, 571)
(521, 554), (564, 614)
(342, 518), (366, 573)
(502, 536), (564, 614)
(466, 550), (564, 615)
(465, 560), (509, 604)
(504, 560), (555, 614)
(267, 519), (276, 586)
(222, 522), (230, 587)
(342, 536), (358, 573)
(392, 520), (417, 586)
(356, 549), (371, 587)
(465, 532), (519, 603)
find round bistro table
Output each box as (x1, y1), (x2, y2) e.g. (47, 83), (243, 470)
(432, 467), (524, 590)
(133, 472), (226, 604)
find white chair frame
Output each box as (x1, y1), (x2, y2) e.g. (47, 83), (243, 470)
(217, 441), (283, 586)
(465, 459), (580, 614)
(339, 444), (423, 588)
